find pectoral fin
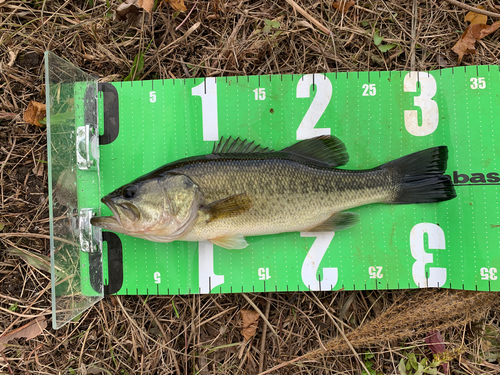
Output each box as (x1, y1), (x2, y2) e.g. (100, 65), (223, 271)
(210, 234), (249, 249)
(307, 212), (359, 232)
(201, 193), (253, 223)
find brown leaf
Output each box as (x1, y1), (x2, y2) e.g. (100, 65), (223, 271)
(23, 101), (46, 127)
(137, 0), (154, 13)
(332, 0), (355, 14)
(240, 309), (260, 342)
(115, 0), (144, 24)
(32, 160), (44, 177)
(464, 7), (487, 26)
(452, 21), (500, 63)
(165, 0), (187, 12)
(0, 316), (46, 353)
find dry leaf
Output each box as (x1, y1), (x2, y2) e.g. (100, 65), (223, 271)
(33, 160), (44, 176)
(166, 0), (187, 12)
(436, 54), (448, 67)
(240, 310), (260, 342)
(115, 0), (143, 24)
(23, 101), (46, 127)
(464, 7), (487, 26)
(0, 316), (46, 353)
(295, 20), (315, 30)
(452, 21), (500, 63)
(137, 0), (154, 12)
(7, 49), (18, 67)
(332, 0), (355, 14)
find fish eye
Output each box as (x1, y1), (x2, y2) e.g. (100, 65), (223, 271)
(122, 185), (136, 199)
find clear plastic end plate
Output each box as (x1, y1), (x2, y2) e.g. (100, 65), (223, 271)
(45, 51), (103, 329)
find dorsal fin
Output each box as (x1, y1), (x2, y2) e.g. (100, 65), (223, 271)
(212, 136), (273, 154)
(280, 136), (349, 167)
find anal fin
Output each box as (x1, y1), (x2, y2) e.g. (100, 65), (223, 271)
(210, 234), (248, 249)
(307, 212), (359, 232)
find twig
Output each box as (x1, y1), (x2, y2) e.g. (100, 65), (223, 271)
(0, 232), (78, 246)
(486, 0), (500, 11)
(257, 353), (307, 375)
(175, 0), (199, 31)
(1, 351), (14, 375)
(284, 0), (332, 35)
(0, 138), (16, 209)
(443, 0), (500, 18)
(241, 294), (284, 345)
(310, 293), (372, 375)
(410, 0), (417, 71)
(258, 293), (272, 373)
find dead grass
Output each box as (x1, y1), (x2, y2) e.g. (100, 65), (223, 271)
(1, 0), (500, 374)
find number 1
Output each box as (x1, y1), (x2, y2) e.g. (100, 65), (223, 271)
(192, 78), (219, 141)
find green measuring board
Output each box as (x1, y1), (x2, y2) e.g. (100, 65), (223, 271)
(86, 66), (500, 295)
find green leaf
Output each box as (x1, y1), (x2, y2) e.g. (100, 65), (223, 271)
(365, 353), (375, 360)
(361, 20), (370, 27)
(398, 359), (407, 375)
(378, 44), (397, 52)
(72, 312), (83, 322)
(409, 353), (418, 370)
(373, 29), (384, 46)
(124, 52), (145, 82)
(8, 303), (18, 312)
(415, 362), (425, 375)
(172, 299), (180, 318)
(264, 19), (280, 28)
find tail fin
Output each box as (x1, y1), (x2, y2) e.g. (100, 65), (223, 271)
(383, 146), (457, 204)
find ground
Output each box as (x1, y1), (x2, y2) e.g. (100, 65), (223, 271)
(1, 0), (500, 374)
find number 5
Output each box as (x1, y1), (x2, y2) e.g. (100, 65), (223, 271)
(403, 72), (439, 136)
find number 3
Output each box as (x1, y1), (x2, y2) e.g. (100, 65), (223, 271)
(410, 223), (446, 287)
(403, 72), (439, 136)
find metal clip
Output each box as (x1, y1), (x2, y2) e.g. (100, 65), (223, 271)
(79, 208), (102, 253)
(76, 124), (98, 170)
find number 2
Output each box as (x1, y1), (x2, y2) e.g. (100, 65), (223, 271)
(301, 232), (338, 290)
(296, 74), (332, 140)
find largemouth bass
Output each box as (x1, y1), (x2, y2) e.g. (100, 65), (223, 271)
(91, 136), (456, 249)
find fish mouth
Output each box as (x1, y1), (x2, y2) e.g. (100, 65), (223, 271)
(90, 197), (140, 228)
(90, 197), (122, 228)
